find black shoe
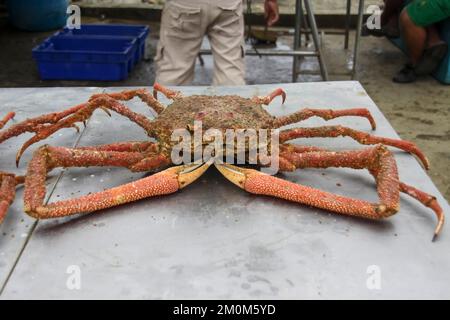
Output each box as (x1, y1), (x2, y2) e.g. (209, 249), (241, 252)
(415, 42), (448, 75)
(393, 64), (417, 83)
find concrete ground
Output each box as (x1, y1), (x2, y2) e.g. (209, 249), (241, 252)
(0, 15), (448, 202)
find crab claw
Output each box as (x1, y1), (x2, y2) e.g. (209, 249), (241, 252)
(173, 161), (211, 189)
(214, 163), (257, 189)
(252, 88), (286, 105)
(270, 88), (286, 104)
(16, 138), (35, 167)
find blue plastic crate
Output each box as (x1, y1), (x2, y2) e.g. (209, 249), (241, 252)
(53, 32), (139, 67)
(32, 35), (136, 81)
(61, 24), (150, 63)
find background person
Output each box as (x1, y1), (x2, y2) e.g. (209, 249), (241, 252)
(155, 0), (279, 86)
(394, 0), (450, 83)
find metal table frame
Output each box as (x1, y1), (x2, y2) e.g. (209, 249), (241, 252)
(198, 0), (366, 82)
(294, 0), (365, 80)
(198, 0), (328, 81)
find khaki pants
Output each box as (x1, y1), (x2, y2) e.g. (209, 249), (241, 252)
(155, 0), (246, 86)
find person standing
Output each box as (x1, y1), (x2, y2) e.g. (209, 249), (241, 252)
(155, 0), (279, 86)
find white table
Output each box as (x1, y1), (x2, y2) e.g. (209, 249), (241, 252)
(0, 82), (448, 299)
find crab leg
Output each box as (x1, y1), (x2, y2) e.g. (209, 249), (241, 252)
(217, 145), (444, 239)
(399, 183), (445, 241)
(25, 163), (209, 219)
(77, 141), (158, 153)
(280, 144), (326, 154)
(279, 125), (429, 169)
(0, 103), (87, 145)
(1, 89), (163, 164)
(274, 108), (376, 130)
(90, 88), (165, 114)
(23, 144), (209, 218)
(252, 88), (286, 105)
(153, 82), (183, 100)
(216, 160), (399, 219)
(280, 143), (444, 238)
(0, 112), (15, 129)
(0, 172), (21, 223)
(0, 143), (166, 224)
(15, 94), (157, 166)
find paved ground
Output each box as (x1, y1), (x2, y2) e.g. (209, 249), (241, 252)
(0, 15), (448, 202)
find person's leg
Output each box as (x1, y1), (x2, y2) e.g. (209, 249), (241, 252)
(207, 0), (246, 86)
(427, 25), (444, 47)
(414, 24), (448, 75)
(154, 0), (207, 85)
(399, 8), (427, 66)
(394, 0), (450, 82)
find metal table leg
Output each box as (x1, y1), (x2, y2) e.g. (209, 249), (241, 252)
(304, 0), (329, 81)
(344, 0), (351, 49)
(292, 0), (302, 82)
(351, 0), (365, 79)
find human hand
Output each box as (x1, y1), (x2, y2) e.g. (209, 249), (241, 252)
(264, 0), (279, 27)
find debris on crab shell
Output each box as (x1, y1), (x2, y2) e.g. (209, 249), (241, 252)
(0, 83), (444, 240)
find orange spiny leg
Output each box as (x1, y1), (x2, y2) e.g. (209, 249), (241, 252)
(153, 82), (183, 100)
(77, 141), (158, 153)
(0, 172), (23, 224)
(258, 144), (328, 172)
(280, 145), (401, 217)
(217, 144), (444, 239)
(216, 151), (399, 219)
(273, 108), (376, 130)
(252, 88), (286, 105)
(90, 88), (165, 114)
(0, 103), (87, 145)
(15, 95), (156, 166)
(281, 143), (444, 239)
(280, 143), (326, 154)
(282, 145), (444, 238)
(24, 146), (209, 219)
(399, 183), (444, 241)
(0, 112), (15, 129)
(0, 174), (16, 223)
(279, 125), (429, 169)
(280, 145), (401, 213)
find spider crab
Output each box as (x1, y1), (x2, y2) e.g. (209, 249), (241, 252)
(0, 83), (444, 240)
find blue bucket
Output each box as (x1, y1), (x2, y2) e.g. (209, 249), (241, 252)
(7, 0), (69, 31)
